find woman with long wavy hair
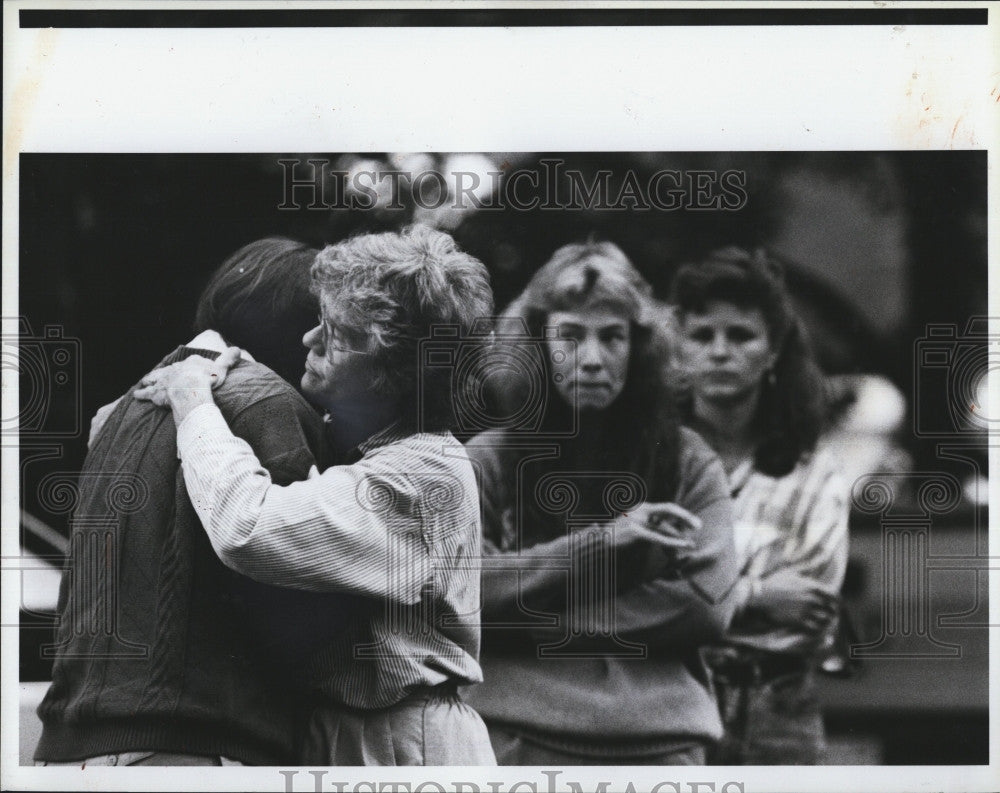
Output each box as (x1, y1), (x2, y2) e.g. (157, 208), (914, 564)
(670, 246), (849, 764)
(464, 240), (739, 765)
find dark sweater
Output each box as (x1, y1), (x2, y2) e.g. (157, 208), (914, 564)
(35, 347), (351, 764)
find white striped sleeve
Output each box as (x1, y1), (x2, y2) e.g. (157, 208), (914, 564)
(176, 402), (432, 603)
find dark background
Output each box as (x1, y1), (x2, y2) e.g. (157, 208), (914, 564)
(16, 151), (988, 429)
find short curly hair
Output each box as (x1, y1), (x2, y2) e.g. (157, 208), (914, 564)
(311, 224), (494, 430)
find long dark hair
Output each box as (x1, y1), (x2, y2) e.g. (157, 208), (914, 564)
(670, 246), (828, 477)
(495, 240), (681, 514)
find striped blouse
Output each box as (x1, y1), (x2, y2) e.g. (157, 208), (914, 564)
(176, 403), (484, 709)
(725, 443), (850, 655)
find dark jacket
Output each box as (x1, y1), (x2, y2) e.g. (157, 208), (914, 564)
(35, 346), (351, 764)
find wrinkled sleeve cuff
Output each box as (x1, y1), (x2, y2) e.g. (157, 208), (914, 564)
(176, 402), (229, 459)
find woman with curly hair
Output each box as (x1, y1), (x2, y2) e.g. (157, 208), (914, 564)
(670, 246), (849, 764)
(464, 240), (739, 765)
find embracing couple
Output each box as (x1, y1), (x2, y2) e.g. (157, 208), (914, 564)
(34, 226), (499, 767)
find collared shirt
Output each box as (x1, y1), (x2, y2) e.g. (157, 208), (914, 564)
(187, 329), (255, 361)
(176, 404), (484, 709)
(726, 444), (850, 655)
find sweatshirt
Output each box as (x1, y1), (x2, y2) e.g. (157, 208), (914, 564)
(463, 426), (738, 747)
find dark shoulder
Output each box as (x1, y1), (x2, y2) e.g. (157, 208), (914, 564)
(675, 426), (729, 499)
(677, 426), (721, 468)
(220, 361), (330, 471)
(215, 360), (317, 419)
(463, 429), (511, 465)
(464, 428), (509, 451)
(219, 358), (293, 393)
(462, 430), (515, 486)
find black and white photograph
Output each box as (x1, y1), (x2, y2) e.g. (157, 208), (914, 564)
(3, 5), (997, 793)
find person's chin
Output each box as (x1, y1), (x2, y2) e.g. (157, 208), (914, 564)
(700, 382), (752, 403)
(576, 394), (615, 411)
(301, 371), (323, 400)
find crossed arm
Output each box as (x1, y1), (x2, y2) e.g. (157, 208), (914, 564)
(470, 441), (740, 653)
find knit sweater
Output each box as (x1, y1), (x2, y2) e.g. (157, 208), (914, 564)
(463, 426), (738, 747)
(35, 347), (350, 764)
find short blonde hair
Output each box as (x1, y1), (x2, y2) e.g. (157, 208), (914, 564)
(312, 224), (494, 423)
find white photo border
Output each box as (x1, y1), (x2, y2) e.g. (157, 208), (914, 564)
(3, 2), (997, 792)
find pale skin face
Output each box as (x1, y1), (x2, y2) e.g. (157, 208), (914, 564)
(676, 299), (778, 407)
(546, 308), (631, 412)
(542, 308), (703, 562)
(300, 303), (375, 412)
(132, 302), (379, 422)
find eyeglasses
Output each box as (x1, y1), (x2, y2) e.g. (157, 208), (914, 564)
(318, 315), (369, 356)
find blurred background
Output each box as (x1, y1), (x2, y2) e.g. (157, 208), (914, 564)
(13, 151), (989, 764)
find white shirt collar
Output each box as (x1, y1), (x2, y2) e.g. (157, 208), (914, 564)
(187, 329), (256, 362)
